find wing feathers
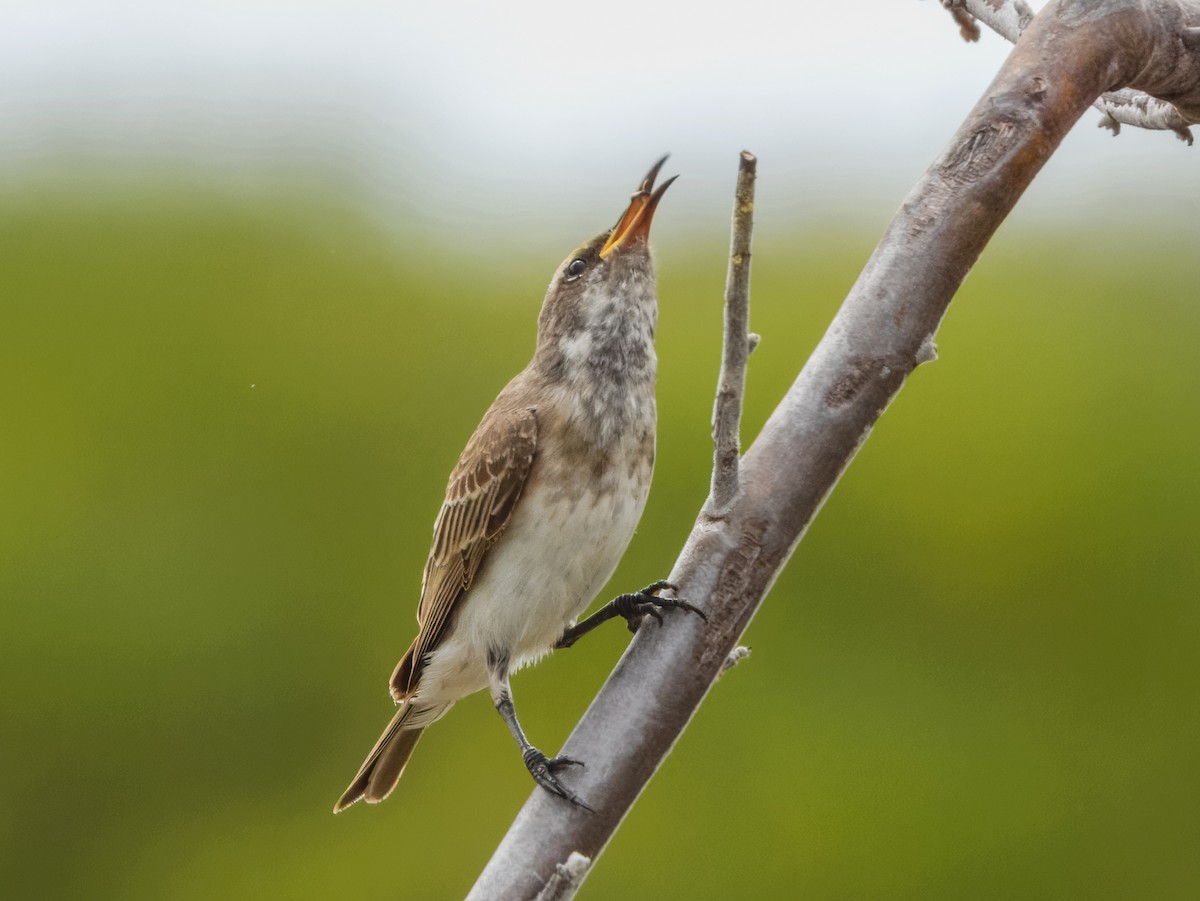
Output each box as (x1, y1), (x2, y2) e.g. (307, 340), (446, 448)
(389, 401), (537, 699)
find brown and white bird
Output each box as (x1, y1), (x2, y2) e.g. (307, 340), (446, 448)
(334, 157), (701, 813)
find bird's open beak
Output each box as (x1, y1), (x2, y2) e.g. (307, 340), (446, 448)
(599, 155), (677, 259)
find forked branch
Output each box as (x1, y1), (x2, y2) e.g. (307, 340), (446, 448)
(468, 2), (1200, 898)
(942, 0), (1200, 142)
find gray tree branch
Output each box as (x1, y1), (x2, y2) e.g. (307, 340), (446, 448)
(943, 0), (1199, 142)
(467, 1), (1200, 897)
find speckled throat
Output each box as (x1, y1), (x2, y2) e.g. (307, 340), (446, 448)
(532, 246), (659, 453)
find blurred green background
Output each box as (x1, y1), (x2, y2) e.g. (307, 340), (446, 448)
(2, 172), (1197, 899)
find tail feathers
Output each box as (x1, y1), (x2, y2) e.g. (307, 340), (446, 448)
(334, 703), (426, 813)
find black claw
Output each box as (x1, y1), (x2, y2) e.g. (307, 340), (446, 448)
(523, 749), (592, 810)
(673, 598), (709, 623)
(618, 581), (708, 632)
(640, 579), (676, 595)
(556, 578), (705, 649)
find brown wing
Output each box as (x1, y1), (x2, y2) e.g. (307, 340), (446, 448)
(390, 400), (537, 699)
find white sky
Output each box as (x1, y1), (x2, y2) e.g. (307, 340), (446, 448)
(1, 1), (1196, 245)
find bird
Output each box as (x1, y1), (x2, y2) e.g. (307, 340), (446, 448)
(334, 157), (704, 814)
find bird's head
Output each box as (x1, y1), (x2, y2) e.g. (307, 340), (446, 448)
(551, 155), (676, 292)
(534, 157), (676, 375)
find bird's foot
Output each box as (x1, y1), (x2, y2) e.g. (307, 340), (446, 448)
(614, 580), (707, 633)
(523, 747), (592, 811)
(555, 580), (707, 649)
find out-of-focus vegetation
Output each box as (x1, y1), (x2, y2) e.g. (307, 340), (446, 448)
(2, 182), (1197, 899)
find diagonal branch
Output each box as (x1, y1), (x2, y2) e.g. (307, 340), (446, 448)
(468, 2), (1200, 898)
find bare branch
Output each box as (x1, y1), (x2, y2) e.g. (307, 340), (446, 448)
(1096, 88), (1196, 144)
(706, 150), (758, 518)
(467, 2), (1200, 898)
(943, 0), (1198, 142)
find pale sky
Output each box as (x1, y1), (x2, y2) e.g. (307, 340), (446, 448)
(2, 1), (1196, 245)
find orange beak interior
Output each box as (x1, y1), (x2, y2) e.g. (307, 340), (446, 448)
(599, 156), (677, 259)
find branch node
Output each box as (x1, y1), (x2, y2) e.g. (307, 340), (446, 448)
(534, 852), (592, 901)
(915, 336), (939, 366)
(747, 333), (761, 356)
(719, 646), (752, 678)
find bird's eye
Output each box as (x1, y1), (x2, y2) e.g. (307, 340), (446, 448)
(565, 258), (587, 281)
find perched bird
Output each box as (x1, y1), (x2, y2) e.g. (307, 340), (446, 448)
(334, 157), (702, 813)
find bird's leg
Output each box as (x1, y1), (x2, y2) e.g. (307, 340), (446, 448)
(487, 650), (592, 811)
(556, 580), (707, 649)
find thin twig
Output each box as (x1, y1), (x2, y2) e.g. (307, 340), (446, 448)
(706, 150), (757, 517)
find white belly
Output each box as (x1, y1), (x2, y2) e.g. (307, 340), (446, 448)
(415, 454), (651, 703)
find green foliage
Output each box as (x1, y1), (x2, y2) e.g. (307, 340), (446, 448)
(2, 186), (1197, 898)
